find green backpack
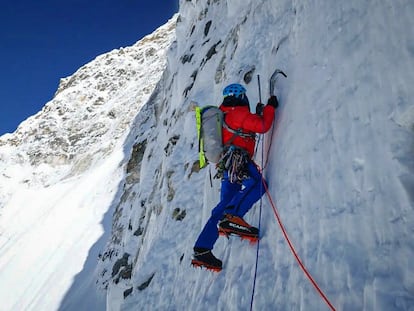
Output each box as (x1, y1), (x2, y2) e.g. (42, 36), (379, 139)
(195, 106), (224, 168)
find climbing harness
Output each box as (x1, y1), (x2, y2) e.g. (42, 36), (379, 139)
(215, 145), (250, 183)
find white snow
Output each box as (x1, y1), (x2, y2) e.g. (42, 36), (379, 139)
(0, 16), (176, 311)
(0, 150), (123, 310)
(1, 1), (414, 310)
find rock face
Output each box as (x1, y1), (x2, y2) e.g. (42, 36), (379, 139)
(99, 1), (414, 310)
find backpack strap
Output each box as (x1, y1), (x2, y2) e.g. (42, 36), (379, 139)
(222, 113), (256, 147)
(222, 121), (256, 139)
(195, 106), (207, 168)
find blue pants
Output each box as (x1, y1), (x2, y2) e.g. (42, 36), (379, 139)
(194, 161), (266, 250)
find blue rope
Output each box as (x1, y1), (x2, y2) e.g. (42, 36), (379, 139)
(249, 133), (265, 311)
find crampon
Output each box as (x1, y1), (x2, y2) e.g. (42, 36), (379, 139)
(218, 227), (259, 244)
(191, 259), (222, 272)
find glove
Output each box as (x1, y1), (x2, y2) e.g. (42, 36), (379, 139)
(255, 102), (264, 115)
(267, 95), (279, 109)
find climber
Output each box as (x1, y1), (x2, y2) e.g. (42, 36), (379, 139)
(192, 83), (278, 271)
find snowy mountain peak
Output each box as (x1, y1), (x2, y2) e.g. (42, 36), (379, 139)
(0, 18), (176, 310)
(0, 16), (176, 186)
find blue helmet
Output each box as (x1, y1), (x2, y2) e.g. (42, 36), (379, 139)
(223, 83), (246, 98)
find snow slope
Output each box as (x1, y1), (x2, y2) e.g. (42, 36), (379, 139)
(0, 17), (176, 311)
(1, 0), (414, 310)
(100, 1), (414, 310)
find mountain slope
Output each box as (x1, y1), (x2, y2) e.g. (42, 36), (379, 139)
(0, 17), (176, 311)
(0, 0), (413, 310)
(101, 1), (414, 310)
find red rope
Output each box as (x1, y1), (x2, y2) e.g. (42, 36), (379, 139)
(262, 179), (336, 311)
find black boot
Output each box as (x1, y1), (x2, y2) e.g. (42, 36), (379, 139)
(191, 247), (222, 272)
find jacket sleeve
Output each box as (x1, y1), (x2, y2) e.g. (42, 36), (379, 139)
(242, 105), (275, 133)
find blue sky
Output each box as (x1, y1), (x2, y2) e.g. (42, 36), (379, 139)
(0, 0), (179, 135)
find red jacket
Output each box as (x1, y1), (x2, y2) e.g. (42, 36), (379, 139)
(220, 104), (275, 158)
